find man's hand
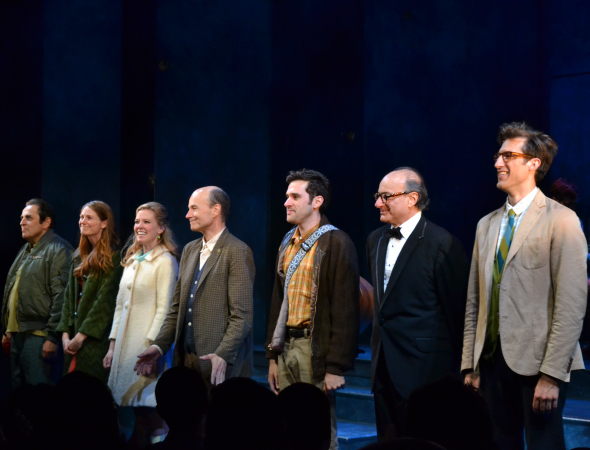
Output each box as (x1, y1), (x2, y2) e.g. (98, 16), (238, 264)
(2, 333), (12, 356)
(533, 374), (559, 413)
(65, 333), (86, 355)
(200, 353), (227, 386)
(135, 346), (161, 376)
(41, 340), (58, 359)
(268, 359), (280, 395)
(464, 371), (480, 389)
(323, 373), (345, 393)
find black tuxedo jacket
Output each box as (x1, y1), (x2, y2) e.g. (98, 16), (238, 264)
(366, 215), (469, 399)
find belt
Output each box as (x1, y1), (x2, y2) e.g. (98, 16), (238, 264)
(287, 327), (311, 338)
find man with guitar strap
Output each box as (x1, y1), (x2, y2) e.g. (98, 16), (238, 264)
(265, 169), (360, 450)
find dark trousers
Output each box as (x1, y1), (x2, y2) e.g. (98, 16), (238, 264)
(10, 333), (54, 388)
(374, 346), (407, 442)
(480, 341), (567, 450)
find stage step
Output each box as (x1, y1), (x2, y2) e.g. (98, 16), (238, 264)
(253, 346), (590, 449)
(564, 399), (590, 449)
(337, 420), (377, 450)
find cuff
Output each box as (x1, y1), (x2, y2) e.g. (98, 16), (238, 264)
(46, 332), (59, 345)
(152, 344), (164, 355)
(326, 365), (344, 377)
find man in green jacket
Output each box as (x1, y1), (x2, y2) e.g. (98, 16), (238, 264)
(1, 199), (73, 387)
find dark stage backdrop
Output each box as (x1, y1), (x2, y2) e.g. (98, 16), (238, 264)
(1, 1), (589, 399)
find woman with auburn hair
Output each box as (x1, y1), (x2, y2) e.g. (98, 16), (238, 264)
(103, 202), (179, 445)
(57, 201), (123, 384)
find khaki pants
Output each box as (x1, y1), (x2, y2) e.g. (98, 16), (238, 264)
(278, 335), (339, 450)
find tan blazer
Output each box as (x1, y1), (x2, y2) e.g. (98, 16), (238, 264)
(153, 229), (255, 380)
(462, 190), (587, 382)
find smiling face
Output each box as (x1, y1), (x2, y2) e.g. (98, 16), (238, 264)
(134, 209), (162, 252)
(284, 180), (322, 227)
(495, 138), (538, 196)
(20, 205), (50, 244)
(79, 206), (107, 241)
(375, 173), (418, 226)
(186, 189), (218, 234)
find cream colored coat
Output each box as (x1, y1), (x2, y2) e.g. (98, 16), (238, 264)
(462, 190), (587, 382)
(108, 245), (178, 406)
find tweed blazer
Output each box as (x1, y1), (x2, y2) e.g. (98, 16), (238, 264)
(153, 228), (255, 380)
(461, 190), (587, 382)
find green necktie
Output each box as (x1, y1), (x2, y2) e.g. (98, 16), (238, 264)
(482, 209), (517, 360)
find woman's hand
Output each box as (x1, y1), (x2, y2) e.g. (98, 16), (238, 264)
(103, 340), (116, 368)
(65, 333), (87, 355)
(62, 333), (71, 355)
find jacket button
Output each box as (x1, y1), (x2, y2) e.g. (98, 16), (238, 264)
(379, 318), (385, 325)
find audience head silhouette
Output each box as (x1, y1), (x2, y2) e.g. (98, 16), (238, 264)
(55, 372), (123, 450)
(278, 382), (331, 450)
(206, 377), (282, 450)
(403, 375), (497, 450)
(156, 366), (208, 428)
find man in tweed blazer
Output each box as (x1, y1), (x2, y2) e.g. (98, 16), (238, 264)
(135, 187), (255, 388)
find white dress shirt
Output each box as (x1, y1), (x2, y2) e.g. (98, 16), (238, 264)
(384, 212), (422, 291)
(495, 187), (538, 253)
(200, 227), (225, 270)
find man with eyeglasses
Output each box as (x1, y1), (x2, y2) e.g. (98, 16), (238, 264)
(366, 167), (469, 441)
(462, 122), (587, 450)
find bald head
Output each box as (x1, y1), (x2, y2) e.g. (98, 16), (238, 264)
(385, 167), (430, 211)
(186, 186), (230, 239)
(190, 186), (230, 222)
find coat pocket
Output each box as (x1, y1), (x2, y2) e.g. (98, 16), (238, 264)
(521, 237), (550, 269)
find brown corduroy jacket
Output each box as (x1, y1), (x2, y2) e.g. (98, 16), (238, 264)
(265, 215), (360, 378)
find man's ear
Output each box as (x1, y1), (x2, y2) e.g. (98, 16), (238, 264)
(529, 158), (541, 172)
(42, 217), (52, 230)
(312, 195), (324, 211)
(212, 204), (221, 218)
(407, 192), (419, 208)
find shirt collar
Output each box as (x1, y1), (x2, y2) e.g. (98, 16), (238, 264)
(202, 227), (226, 252)
(393, 211), (422, 239)
(506, 187), (538, 215)
(292, 222), (320, 244)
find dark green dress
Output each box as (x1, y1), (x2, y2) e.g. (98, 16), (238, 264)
(57, 249), (123, 383)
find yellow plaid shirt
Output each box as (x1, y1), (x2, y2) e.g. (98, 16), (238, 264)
(284, 222), (320, 328)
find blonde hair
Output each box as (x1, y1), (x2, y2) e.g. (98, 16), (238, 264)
(122, 202), (179, 266)
(74, 201), (119, 278)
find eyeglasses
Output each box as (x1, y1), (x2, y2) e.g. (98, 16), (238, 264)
(493, 152), (534, 163)
(374, 191), (411, 203)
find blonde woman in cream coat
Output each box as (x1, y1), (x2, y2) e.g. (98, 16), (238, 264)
(104, 202), (179, 445)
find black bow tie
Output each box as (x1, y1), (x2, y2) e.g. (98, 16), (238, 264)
(384, 227), (403, 240)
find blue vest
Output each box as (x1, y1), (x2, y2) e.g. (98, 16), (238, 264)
(183, 255), (207, 354)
